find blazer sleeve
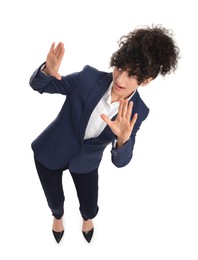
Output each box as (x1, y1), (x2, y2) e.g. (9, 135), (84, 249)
(111, 102), (149, 168)
(29, 63), (86, 95)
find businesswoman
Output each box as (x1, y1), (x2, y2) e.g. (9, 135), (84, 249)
(29, 25), (179, 243)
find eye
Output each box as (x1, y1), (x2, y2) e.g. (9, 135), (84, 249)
(128, 73), (134, 78)
(128, 73), (138, 80)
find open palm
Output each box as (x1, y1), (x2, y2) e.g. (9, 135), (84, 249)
(45, 42), (65, 80)
(101, 100), (138, 146)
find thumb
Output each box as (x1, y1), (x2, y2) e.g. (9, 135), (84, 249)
(100, 114), (111, 125)
(53, 72), (62, 80)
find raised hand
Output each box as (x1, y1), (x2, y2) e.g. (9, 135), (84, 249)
(101, 100), (138, 148)
(44, 42), (65, 80)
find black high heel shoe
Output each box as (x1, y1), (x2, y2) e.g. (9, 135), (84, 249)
(82, 228), (94, 243)
(52, 230), (64, 243)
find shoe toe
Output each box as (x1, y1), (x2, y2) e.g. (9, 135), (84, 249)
(82, 228), (94, 243)
(52, 230), (64, 243)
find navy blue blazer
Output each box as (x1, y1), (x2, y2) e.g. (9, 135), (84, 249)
(29, 64), (149, 173)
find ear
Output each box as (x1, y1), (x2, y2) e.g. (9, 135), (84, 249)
(140, 77), (153, 86)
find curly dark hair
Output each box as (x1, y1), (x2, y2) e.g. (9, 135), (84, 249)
(110, 25), (180, 84)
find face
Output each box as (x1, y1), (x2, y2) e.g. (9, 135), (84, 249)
(111, 67), (152, 101)
(111, 67), (139, 100)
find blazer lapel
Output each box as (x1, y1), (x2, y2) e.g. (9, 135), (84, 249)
(79, 73), (113, 143)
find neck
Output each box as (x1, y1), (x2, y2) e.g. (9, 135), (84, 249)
(111, 91), (134, 103)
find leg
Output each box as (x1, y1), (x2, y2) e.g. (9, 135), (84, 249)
(70, 169), (99, 220)
(34, 158), (65, 219)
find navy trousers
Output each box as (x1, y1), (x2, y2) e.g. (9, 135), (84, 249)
(34, 157), (99, 220)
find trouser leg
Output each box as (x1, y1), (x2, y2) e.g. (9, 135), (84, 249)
(70, 169), (99, 220)
(34, 158), (65, 219)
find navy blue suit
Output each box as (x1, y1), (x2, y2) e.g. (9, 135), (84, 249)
(30, 64), (149, 173)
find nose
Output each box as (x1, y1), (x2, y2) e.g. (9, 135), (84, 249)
(116, 70), (127, 84)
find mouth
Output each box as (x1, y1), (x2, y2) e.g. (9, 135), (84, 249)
(114, 82), (125, 90)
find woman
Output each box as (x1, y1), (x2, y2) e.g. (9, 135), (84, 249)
(29, 25), (179, 243)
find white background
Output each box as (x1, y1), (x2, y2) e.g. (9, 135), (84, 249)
(0, 0), (197, 259)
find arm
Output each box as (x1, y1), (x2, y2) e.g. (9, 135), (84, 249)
(29, 42), (84, 95)
(29, 63), (82, 95)
(101, 99), (149, 167)
(110, 120), (141, 168)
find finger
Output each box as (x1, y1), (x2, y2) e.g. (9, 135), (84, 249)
(126, 101), (133, 121)
(117, 100), (124, 120)
(100, 114), (112, 126)
(50, 42), (55, 53)
(122, 99), (128, 117)
(130, 113), (138, 128)
(57, 46), (65, 62)
(54, 42), (61, 53)
(55, 42), (63, 56)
